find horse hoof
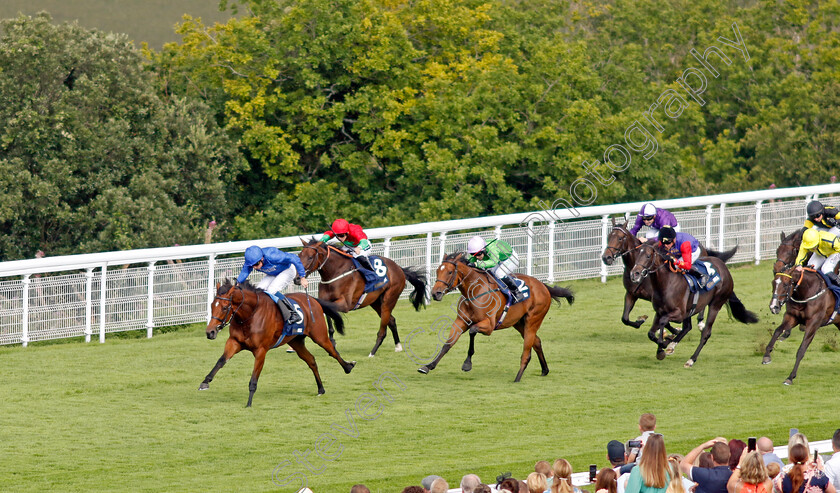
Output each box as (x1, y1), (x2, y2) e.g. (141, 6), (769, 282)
(461, 362), (472, 372)
(395, 343), (403, 352)
(783, 379), (793, 386)
(198, 383), (209, 390)
(318, 388), (326, 395)
(656, 349), (667, 360)
(418, 366), (429, 374)
(286, 347), (295, 353)
(541, 369), (549, 376)
(665, 342), (677, 355)
(345, 361), (356, 374)
(368, 353), (375, 358)
(638, 315), (648, 322)
(762, 357), (771, 365)
(684, 359), (695, 368)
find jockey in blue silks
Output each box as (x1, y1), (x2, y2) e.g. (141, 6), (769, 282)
(657, 226), (709, 287)
(631, 203), (680, 241)
(237, 246), (308, 325)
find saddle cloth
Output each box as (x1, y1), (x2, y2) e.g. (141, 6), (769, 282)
(351, 255), (389, 293)
(271, 297), (305, 349)
(682, 261), (721, 293)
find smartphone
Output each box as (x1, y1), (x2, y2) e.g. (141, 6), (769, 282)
(590, 464), (597, 483)
(790, 428), (799, 437)
(814, 449), (819, 463)
(748, 437), (756, 452)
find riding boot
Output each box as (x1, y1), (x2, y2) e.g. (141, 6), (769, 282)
(275, 294), (302, 325)
(827, 272), (840, 287)
(689, 265), (709, 288)
(357, 255), (374, 272)
(501, 276), (521, 302)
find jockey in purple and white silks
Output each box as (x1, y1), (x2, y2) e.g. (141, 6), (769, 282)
(237, 246), (308, 325)
(631, 203), (680, 241)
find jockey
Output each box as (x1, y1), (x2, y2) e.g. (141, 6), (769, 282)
(630, 203), (680, 241)
(237, 246), (308, 325)
(466, 236), (522, 302)
(319, 218), (375, 272)
(795, 229), (840, 286)
(804, 200), (840, 235)
(657, 226), (708, 287)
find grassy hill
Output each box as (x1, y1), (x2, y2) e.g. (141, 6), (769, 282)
(0, 0), (230, 49)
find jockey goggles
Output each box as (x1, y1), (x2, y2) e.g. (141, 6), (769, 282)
(642, 215), (655, 221)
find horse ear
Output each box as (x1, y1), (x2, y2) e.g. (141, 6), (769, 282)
(611, 216), (616, 227)
(780, 231), (786, 242)
(300, 237), (307, 246)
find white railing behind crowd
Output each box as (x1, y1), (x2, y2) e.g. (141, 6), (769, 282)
(0, 184), (838, 346)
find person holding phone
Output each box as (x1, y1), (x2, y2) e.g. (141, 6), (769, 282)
(625, 434), (670, 493)
(680, 437), (732, 493)
(727, 449), (772, 493)
(780, 444), (835, 493)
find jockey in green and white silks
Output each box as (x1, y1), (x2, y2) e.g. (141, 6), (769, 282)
(466, 236), (523, 302)
(319, 218), (374, 272)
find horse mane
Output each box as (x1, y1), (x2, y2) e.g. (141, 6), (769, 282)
(304, 237), (323, 247)
(216, 278), (262, 295)
(783, 228), (804, 244)
(443, 251), (468, 263)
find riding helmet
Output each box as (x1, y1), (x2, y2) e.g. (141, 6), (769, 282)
(802, 228), (820, 250)
(467, 236), (487, 254)
(331, 218), (350, 234)
(244, 245), (264, 266)
(806, 201), (824, 221)
(658, 225), (677, 243)
(642, 203), (657, 219)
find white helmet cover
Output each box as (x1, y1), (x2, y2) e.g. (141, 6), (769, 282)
(642, 203), (657, 216)
(467, 236), (487, 254)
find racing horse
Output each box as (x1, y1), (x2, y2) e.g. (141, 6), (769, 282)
(201, 279), (356, 406)
(419, 252), (574, 382)
(629, 243), (759, 366)
(298, 238), (427, 357)
(771, 229), (806, 341)
(766, 266), (840, 384)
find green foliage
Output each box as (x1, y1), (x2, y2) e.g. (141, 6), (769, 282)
(0, 14), (246, 260)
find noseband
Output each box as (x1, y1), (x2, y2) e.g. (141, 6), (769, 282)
(632, 245), (669, 281)
(210, 286), (246, 330)
(301, 244), (331, 272)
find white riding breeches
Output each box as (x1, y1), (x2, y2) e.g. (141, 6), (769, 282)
(809, 252), (840, 275)
(257, 265), (298, 294)
(812, 225), (840, 236)
(490, 251), (520, 279)
(645, 224), (681, 240)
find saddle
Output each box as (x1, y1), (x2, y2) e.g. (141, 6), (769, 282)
(350, 255), (389, 293)
(272, 298), (305, 349)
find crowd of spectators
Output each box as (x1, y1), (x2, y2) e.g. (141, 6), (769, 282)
(303, 414), (840, 493)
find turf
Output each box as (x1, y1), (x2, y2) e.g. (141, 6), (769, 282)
(1, 260), (838, 492)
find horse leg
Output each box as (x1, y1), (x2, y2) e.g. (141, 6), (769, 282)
(199, 338), (241, 390)
(784, 320), (821, 385)
(246, 347), (268, 407)
(647, 313), (674, 360)
(762, 313), (798, 365)
(622, 292), (647, 328)
(665, 317), (692, 356)
(418, 320), (467, 374)
(289, 336), (325, 395)
(327, 317), (336, 347)
(309, 321), (356, 374)
(462, 331), (476, 372)
(368, 300), (398, 357)
(684, 302), (723, 368)
(514, 322), (540, 382)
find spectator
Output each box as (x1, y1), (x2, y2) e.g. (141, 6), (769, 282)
(825, 429), (840, 490)
(350, 486), (370, 493)
(551, 459), (584, 493)
(205, 219), (217, 244)
(520, 480), (530, 493)
(537, 461), (554, 490)
(430, 478), (449, 493)
(461, 474), (482, 493)
(758, 438), (785, 468)
(611, 440), (635, 475)
(474, 485), (493, 493)
(681, 437), (732, 493)
(422, 475), (443, 492)
(727, 450), (772, 493)
(780, 444), (835, 493)
(666, 457), (686, 493)
(730, 441), (748, 471)
(527, 472), (548, 493)
(669, 453), (697, 493)
(500, 478), (521, 493)
(629, 414), (658, 462)
(625, 434), (669, 493)
(699, 453), (716, 469)
(767, 464), (781, 480)
(403, 487), (425, 493)
(596, 467), (619, 493)
(781, 434), (812, 476)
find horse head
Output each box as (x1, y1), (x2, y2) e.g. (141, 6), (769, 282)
(206, 279), (245, 339)
(299, 237), (330, 274)
(602, 220), (637, 265)
(769, 267), (797, 315)
(431, 252), (469, 301)
(629, 243), (665, 284)
(773, 229), (803, 274)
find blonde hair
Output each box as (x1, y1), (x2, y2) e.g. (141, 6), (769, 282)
(639, 434), (668, 488)
(740, 451), (769, 484)
(527, 472), (548, 493)
(665, 458), (685, 493)
(551, 459), (574, 493)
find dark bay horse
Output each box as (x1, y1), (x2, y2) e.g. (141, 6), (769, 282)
(201, 279), (356, 406)
(298, 239), (427, 357)
(419, 252), (574, 382)
(773, 229), (805, 274)
(629, 243), (759, 366)
(766, 266), (840, 384)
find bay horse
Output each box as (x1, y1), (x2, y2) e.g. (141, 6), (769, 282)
(200, 279), (356, 407)
(629, 243), (759, 366)
(418, 252), (574, 382)
(298, 238), (427, 357)
(773, 229), (804, 274)
(766, 266), (840, 384)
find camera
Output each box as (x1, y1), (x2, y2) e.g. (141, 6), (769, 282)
(589, 464), (597, 482)
(628, 440), (643, 449)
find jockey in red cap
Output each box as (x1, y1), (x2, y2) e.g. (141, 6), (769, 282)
(319, 219), (374, 271)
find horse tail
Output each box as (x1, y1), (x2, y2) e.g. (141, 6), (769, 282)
(315, 298), (346, 335)
(544, 284), (575, 306)
(401, 266), (428, 311)
(706, 245), (738, 263)
(728, 292), (759, 324)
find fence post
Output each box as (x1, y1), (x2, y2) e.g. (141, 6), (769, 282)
(547, 221), (556, 283)
(526, 220), (534, 276)
(146, 262), (156, 338)
(438, 232), (447, 263)
(85, 268), (94, 343)
(494, 225), (502, 240)
(206, 254), (216, 323)
(754, 201), (763, 265)
(425, 232), (433, 304)
(705, 205), (713, 246)
(718, 203), (726, 252)
(600, 215), (609, 283)
(383, 237), (391, 258)
(21, 274), (31, 347)
(99, 264), (107, 343)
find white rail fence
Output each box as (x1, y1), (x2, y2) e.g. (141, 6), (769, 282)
(1, 184), (838, 346)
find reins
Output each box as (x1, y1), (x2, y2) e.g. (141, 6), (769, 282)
(211, 285), (247, 330)
(301, 243), (359, 283)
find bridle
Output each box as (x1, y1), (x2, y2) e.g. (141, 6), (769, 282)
(632, 244), (671, 281)
(437, 260), (463, 293)
(300, 243), (359, 284)
(210, 286), (246, 330)
(603, 227), (641, 263)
